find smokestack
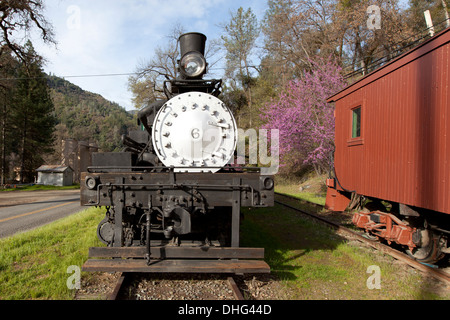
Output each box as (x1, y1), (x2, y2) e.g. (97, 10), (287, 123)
(179, 32), (207, 57)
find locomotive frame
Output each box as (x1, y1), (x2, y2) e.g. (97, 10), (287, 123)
(81, 168), (273, 273)
(80, 32), (273, 274)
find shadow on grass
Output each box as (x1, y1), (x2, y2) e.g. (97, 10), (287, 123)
(240, 202), (450, 300)
(240, 204), (347, 282)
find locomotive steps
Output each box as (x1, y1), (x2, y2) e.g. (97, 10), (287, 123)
(83, 246), (270, 274)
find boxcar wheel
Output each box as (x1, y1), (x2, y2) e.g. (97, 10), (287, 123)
(406, 230), (444, 264)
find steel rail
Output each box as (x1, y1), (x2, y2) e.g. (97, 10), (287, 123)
(108, 272), (129, 300)
(227, 276), (245, 300)
(274, 192), (450, 285)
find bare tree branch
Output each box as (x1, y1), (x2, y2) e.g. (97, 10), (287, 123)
(0, 0), (55, 69)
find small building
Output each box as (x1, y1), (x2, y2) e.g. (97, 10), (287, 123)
(61, 139), (99, 183)
(36, 165), (74, 186)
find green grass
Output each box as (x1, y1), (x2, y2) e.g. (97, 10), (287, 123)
(269, 180), (450, 299)
(0, 207), (103, 300)
(275, 176), (327, 206)
(1, 182), (448, 300)
(276, 188), (326, 206)
(241, 202), (450, 300)
(0, 184), (80, 192)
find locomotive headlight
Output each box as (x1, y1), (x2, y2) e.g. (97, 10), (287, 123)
(263, 177), (274, 190)
(180, 52), (206, 78)
(85, 176), (99, 190)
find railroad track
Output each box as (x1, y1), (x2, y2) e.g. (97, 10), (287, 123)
(90, 192), (448, 300)
(108, 273), (245, 300)
(275, 192), (450, 285)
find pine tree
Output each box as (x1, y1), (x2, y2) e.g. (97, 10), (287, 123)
(12, 41), (56, 183)
(0, 47), (19, 184)
(221, 7), (260, 128)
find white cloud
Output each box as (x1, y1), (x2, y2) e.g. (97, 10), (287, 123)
(32, 0), (266, 110)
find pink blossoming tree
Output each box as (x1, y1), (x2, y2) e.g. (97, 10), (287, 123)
(260, 57), (345, 175)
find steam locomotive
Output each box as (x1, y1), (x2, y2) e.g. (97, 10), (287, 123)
(80, 33), (273, 273)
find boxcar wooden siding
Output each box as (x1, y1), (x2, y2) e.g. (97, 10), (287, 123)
(328, 28), (450, 215)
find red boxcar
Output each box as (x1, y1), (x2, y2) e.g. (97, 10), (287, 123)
(326, 27), (450, 263)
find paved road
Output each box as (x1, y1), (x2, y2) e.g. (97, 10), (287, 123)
(0, 190), (83, 238)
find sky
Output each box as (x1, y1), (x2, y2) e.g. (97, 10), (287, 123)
(29, 0), (268, 111)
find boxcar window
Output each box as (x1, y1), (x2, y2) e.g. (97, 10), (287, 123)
(352, 107), (361, 138)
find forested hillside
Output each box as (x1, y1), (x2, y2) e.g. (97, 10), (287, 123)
(47, 75), (138, 154)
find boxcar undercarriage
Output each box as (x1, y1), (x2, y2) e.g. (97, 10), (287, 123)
(327, 187), (450, 264)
